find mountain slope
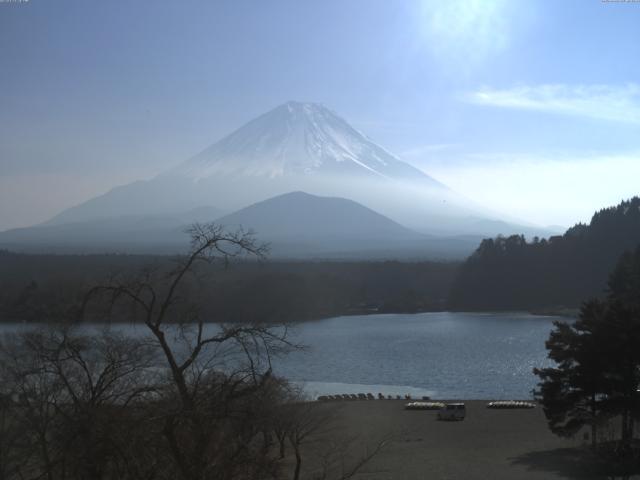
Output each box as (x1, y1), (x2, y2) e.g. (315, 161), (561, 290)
(43, 101), (507, 235)
(0, 206), (223, 253)
(0, 191), (482, 259)
(218, 191), (420, 239)
(34, 100), (552, 242)
(216, 191), (479, 259)
(179, 101), (445, 186)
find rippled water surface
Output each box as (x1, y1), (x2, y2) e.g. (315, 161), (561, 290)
(271, 312), (564, 399)
(1, 312), (566, 399)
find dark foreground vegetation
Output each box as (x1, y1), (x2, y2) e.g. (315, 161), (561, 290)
(0, 250), (458, 324)
(0, 224), (386, 480)
(535, 245), (640, 478)
(450, 197), (640, 311)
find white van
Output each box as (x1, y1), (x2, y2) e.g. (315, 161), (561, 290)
(437, 403), (466, 421)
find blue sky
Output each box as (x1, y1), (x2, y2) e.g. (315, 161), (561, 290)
(1, 0), (640, 229)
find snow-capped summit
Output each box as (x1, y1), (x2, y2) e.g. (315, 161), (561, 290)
(179, 101), (443, 186)
(41, 101), (513, 237)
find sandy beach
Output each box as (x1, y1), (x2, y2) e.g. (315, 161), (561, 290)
(297, 400), (617, 480)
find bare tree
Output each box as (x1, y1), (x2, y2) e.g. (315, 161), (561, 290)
(0, 326), (159, 480)
(0, 223), (388, 480)
(81, 224), (296, 480)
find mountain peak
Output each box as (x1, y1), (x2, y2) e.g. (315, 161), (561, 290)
(256, 101), (346, 134)
(281, 100), (326, 112)
(217, 190), (422, 241)
(178, 102), (443, 185)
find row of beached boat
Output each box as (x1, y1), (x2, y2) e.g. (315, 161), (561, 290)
(406, 400), (537, 410)
(405, 402), (446, 410)
(486, 400), (536, 409)
(317, 395), (536, 409)
(317, 393), (431, 401)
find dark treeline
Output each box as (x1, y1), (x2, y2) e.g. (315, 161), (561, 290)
(0, 250), (459, 323)
(449, 197), (640, 311)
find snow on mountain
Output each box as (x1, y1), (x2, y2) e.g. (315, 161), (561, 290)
(40, 101), (537, 239)
(178, 101), (444, 187)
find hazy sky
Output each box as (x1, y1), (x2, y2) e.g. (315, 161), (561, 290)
(1, 0), (640, 230)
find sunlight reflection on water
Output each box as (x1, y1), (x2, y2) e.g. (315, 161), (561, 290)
(272, 312), (563, 400)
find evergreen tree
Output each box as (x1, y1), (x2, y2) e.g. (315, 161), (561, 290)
(534, 300), (610, 447)
(535, 245), (640, 453)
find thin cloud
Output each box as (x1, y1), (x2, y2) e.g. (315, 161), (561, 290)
(466, 84), (640, 124)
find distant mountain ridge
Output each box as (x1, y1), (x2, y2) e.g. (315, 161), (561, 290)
(0, 206), (223, 253)
(0, 191), (483, 259)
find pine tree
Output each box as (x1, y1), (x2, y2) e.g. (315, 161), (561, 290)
(534, 300), (609, 447)
(535, 245), (640, 452)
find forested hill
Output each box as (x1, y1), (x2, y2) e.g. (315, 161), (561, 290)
(0, 252), (458, 323)
(449, 197), (640, 311)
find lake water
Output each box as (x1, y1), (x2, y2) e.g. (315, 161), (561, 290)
(0, 312), (567, 400)
(273, 312), (564, 400)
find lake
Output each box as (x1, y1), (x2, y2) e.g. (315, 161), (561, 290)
(273, 312), (565, 400)
(0, 312), (567, 400)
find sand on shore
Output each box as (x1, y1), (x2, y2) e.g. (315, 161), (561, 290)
(293, 400), (623, 480)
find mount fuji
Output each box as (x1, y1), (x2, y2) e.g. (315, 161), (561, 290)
(0, 102), (553, 256)
(49, 101), (471, 231)
(178, 101), (446, 185)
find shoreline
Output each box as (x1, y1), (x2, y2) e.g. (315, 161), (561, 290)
(292, 308), (577, 325)
(298, 380), (539, 402)
(0, 309), (578, 326)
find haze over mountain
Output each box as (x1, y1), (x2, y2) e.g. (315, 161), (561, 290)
(0, 191), (483, 259)
(218, 192), (420, 239)
(215, 191), (480, 258)
(44, 102), (540, 237)
(0, 206), (223, 254)
(0, 101), (559, 258)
